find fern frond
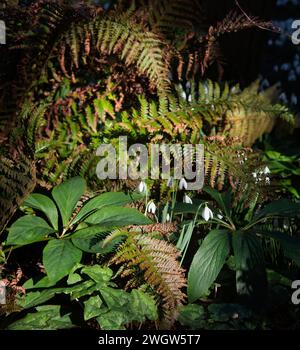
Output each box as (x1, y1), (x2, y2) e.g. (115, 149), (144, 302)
(110, 234), (186, 328)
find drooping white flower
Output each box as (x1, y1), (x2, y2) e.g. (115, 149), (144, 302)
(183, 194), (193, 204)
(179, 178), (188, 190)
(166, 213), (171, 222)
(217, 214), (223, 220)
(201, 205), (214, 221)
(264, 166), (271, 175)
(146, 201), (157, 214)
(265, 176), (270, 185)
(167, 177), (174, 187)
(252, 172), (257, 178)
(138, 181), (147, 193)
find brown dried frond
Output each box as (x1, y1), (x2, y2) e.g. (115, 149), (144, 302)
(110, 234), (186, 329)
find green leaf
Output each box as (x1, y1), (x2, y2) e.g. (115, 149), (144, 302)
(129, 290), (158, 322)
(7, 305), (73, 330)
(52, 177), (86, 227)
(178, 304), (205, 329)
(23, 276), (57, 290)
(84, 206), (152, 226)
(96, 310), (126, 330)
(63, 280), (96, 300)
(43, 239), (82, 283)
(81, 265), (113, 283)
(71, 226), (116, 254)
(232, 231), (267, 302)
(17, 288), (64, 309)
(84, 295), (103, 321)
(24, 194), (59, 230)
(72, 192), (144, 224)
(188, 229), (230, 302)
(6, 216), (55, 246)
(100, 286), (129, 309)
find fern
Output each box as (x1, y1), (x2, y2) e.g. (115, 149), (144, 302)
(110, 233), (186, 328)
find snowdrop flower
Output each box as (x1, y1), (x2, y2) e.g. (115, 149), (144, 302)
(183, 194), (193, 204)
(138, 181), (147, 193)
(146, 201), (157, 214)
(252, 172), (257, 178)
(217, 214), (223, 220)
(167, 177), (174, 187)
(179, 178), (188, 190)
(166, 213), (171, 222)
(201, 205), (214, 221)
(263, 166), (271, 175)
(188, 94), (192, 102)
(265, 176), (270, 185)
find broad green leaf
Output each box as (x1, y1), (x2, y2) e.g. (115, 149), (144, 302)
(81, 265), (113, 283)
(23, 276), (57, 290)
(6, 216), (55, 246)
(178, 304), (205, 329)
(24, 194), (59, 230)
(52, 177), (86, 227)
(71, 226), (118, 254)
(72, 192), (144, 224)
(129, 290), (158, 322)
(188, 229), (230, 302)
(84, 295), (103, 321)
(100, 286), (129, 309)
(232, 231), (267, 302)
(7, 305), (73, 330)
(43, 239), (82, 283)
(63, 280), (96, 300)
(96, 310), (126, 330)
(17, 288), (64, 309)
(84, 206), (152, 226)
(67, 273), (82, 285)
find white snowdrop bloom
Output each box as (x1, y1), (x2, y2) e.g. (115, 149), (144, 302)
(181, 91), (187, 99)
(217, 214), (223, 220)
(167, 177), (174, 187)
(188, 94), (192, 102)
(264, 166), (271, 175)
(138, 181), (147, 193)
(179, 178), (188, 190)
(166, 213), (171, 222)
(183, 194), (193, 204)
(252, 172), (257, 178)
(201, 205), (214, 221)
(265, 177), (270, 185)
(146, 201), (157, 214)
